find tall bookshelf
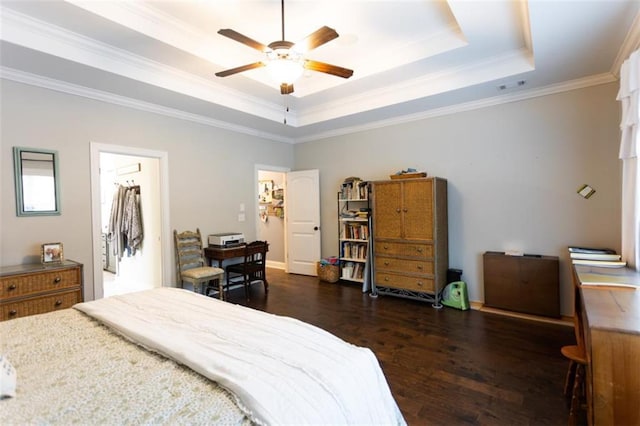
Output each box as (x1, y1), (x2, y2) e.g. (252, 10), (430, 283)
(338, 178), (370, 284)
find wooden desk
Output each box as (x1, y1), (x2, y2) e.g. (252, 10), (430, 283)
(573, 264), (640, 425)
(204, 243), (269, 268)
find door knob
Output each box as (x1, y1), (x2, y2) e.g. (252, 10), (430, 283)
(313, 226), (319, 231)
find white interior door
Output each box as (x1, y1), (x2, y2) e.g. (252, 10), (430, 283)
(286, 169), (321, 275)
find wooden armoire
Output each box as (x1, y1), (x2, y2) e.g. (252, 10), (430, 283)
(371, 177), (448, 305)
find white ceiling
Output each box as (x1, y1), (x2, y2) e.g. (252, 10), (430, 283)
(1, 0), (639, 143)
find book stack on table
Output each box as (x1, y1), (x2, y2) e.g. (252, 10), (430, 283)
(569, 246), (626, 268)
(569, 246), (637, 289)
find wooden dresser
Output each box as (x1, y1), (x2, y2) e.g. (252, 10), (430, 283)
(371, 177), (448, 305)
(573, 263), (640, 425)
(0, 260), (83, 321)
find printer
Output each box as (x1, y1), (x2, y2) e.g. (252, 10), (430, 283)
(208, 232), (245, 247)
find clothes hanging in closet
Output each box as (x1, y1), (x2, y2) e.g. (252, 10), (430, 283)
(108, 184), (143, 260)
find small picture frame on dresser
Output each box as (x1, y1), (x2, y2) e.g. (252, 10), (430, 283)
(41, 242), (64, 264)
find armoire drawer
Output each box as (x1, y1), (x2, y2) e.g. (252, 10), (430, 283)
(375, 272), (435, 293)
(374, 241), (433, 258)
(0, 268), (81, 299)
(375, 256), (434, 275)
(0, 289), (81, 321)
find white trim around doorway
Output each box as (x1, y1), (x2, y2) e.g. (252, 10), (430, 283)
(255, 164), (290, 272)
(89, 142), (171, 300)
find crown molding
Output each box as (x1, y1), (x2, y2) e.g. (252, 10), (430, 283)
(66, 0), (222, 64)
(294, 72), (617, 144)
(0, 6), (286, 123)
(611, 11), (640, 76)
(2, 66), (615, 146)
(297, 48), (534, 126)
(0, 67), (294, 144)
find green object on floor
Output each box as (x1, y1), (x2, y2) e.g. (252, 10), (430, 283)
(441, 281), (470, 310)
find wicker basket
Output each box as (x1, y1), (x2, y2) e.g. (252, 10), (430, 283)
(317, 262), (340, 283)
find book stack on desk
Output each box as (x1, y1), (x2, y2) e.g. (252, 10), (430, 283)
(569, 246), (626, 268)
(569, 246), (638, 289)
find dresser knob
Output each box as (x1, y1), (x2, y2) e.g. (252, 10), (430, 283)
(417, 281), (423, 287)
(383, 245), (388, 250)
(55, 300), (62, 306)
(403, 208), (408, 213)
(54, 277), (62, 284)
(9, 310), (17, 316)
(417, 265), (423, 270)
(395, 209), (401, 213)
(384, 261), (389, 266)
(384, 277), (389, 281)
(417, 248), (423, 253)
(8, 284), (16, 290)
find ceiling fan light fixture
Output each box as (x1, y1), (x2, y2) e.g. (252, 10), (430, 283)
(215, 1), (352, 94)
(266, 49), (304, 84)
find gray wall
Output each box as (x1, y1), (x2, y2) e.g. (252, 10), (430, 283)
(295, 83), (622, 316)
(1, 80), (294, 299)
(1, 79), (622, 315)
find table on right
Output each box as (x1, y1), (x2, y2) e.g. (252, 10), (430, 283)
(573, 263), (640, 425)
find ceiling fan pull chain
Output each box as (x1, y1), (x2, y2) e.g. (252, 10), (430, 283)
(283, 101), (290, 125)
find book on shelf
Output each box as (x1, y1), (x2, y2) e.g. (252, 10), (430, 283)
(342, 262), (354, 279)
(570, 252), (622, 261)
(341, 223), (368, 240)
(340, 178), (369, 200)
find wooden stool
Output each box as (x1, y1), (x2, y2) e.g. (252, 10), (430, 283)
(561, 344), (587, 425)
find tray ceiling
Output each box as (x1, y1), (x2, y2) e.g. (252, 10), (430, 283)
(1, 0), (639, 143)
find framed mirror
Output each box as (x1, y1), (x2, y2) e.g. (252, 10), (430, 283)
(13, 147), (61, 216)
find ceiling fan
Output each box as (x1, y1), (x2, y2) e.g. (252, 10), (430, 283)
(215, 0), (353, 95)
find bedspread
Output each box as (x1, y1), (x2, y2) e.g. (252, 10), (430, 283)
(0, 308), (249, 425)
(75, 288), (406, 425)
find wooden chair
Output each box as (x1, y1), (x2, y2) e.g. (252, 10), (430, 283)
(174, 229), (225, 299)
(225, 241), (269, 300)
(561, 267), (588, 425)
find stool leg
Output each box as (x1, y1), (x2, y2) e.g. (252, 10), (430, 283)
(568, 363), (584, 426)
(564, 360), (576, 397)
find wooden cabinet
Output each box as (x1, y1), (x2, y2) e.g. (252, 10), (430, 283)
(0, 260), (83, 321)
(371, 177), (448, 304)
(483, 252), (559, 317)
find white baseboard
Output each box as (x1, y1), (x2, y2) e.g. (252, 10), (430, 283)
(266, 260), (285, 270)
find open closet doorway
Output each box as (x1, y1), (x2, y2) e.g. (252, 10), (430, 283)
(90, 143), (171, 300)
(255, 165), (289, 270)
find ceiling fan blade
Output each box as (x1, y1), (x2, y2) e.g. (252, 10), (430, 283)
(218, 29), (269, 52)
(280, 83), (294, 95)
(215, 62), (265, 77)
(294, 26), (339, 52)
(304, 60), (353, 79)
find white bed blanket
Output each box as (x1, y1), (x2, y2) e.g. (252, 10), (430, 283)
(74, 288), (406, 426)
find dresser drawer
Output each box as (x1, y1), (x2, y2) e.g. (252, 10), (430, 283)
(375, 272), (435, 293)
(1, 289), (81, 320)
(1, 268), (81, 299)
(375, 256), (433, 274)
(375, 241), (433, 258)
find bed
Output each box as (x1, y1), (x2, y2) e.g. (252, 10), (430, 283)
(0, 288), (405, 425)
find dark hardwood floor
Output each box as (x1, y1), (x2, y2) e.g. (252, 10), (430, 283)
(223, 268), (578, 425)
